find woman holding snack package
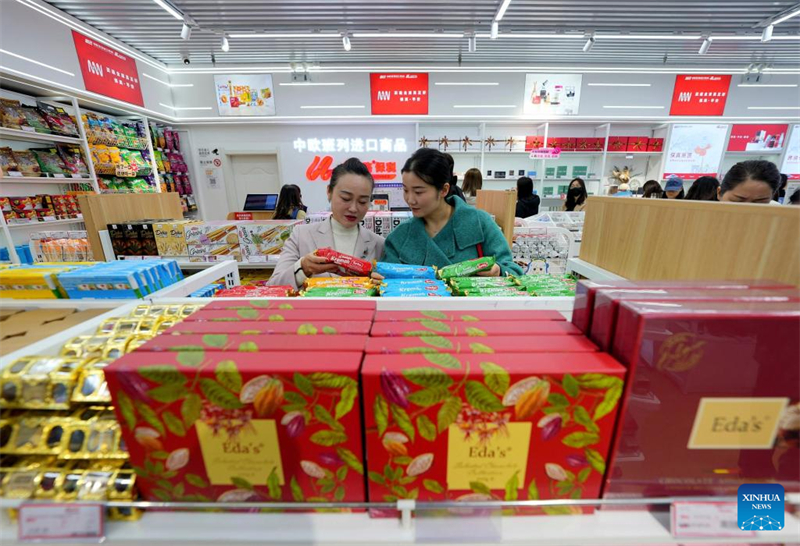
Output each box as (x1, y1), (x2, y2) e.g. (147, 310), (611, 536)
(269, 158), (384, 289)
(378, 148), (522, 277)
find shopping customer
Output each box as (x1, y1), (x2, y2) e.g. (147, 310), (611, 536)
(273, 184), (307, 220)
(269, 158), (384, 289)
(515, 177), (541, 218)
(718, 160), (781, 204)
(662, 177), (685, 199)
(379, 148), (522, 277)
(641, 180), (663, 199)
(461, 168), (483, 206)
(443, 152), (466, 202)
(563, 177), (588, 211)
(685, 176), (720, 201)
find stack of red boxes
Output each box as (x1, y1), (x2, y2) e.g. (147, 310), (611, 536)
(362, 309), (626, 515)
(572, 280), (800, 499)
(105, 300), (375, 505)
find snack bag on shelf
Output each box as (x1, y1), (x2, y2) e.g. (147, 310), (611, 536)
(30, 149), (67, 175)
(374, 262), (437, 279)
(21, 106), (52, 133)
(438, 256), (496, 280)
(0, 99), (26, 130)
(153, 150), (165, 172)
(164, 128), (175, 151)
(37, 103), (79, 137)
(0, 147), (20, 176)
(107, 147), (123, 165)
(11, 151), (43, 177)
(56, 145), (90, 177)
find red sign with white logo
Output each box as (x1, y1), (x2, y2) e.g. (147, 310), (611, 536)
(233, 212), (254, 220)
(727, 124), (789, 152)
(370, 73), (428, 115)
(669, 75), (731, 116)
(306, 156), (398, 182)
(72, 31), (144, 107)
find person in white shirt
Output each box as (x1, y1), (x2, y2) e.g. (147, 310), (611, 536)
(269, 158), (385, 289)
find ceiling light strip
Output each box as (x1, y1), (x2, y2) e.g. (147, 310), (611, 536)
(229, 33), (341, 39)
(453, 104), (517, 108)
(738, 83), (798, 88)
(152, 0), (184, 21)
(604, 105), (666, 109)
(299, 105), (365, 109)
(435, 82), (500, 86)
(352, 33), (464, 38)
(279, 82), (345, 86)
(0, 48), (74, 77)
(158, 103), (212, 110)
(589, 83), (652, 87)
(747, 106), (800, 110)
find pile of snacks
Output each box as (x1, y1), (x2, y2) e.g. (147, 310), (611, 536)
(301, 276), (378, 298)
(82, 113), (147, 150)
(90, 145), (151, 178)
(1, 194), (82, 224)
(149, 123), (194, 197)
(1, 99), (79, 136)
(0, 145), (90, 178)
(214, 284), (294, 298)
(517, 274), (577, 296)
(30, 231), (93, 262)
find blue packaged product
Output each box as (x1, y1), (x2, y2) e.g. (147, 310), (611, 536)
(374, 262), (437, 279)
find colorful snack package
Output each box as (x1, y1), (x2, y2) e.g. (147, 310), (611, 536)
(0, 99), (26, 130)
(464, 289), (529, 297)
(381, 291), (452, 297)
(0, 147), (19, 175)
(30, 148), (67, 174)
(302, 286), (376, 297)
(37, 103), (79, 136)
(92, 145), (112, 164)
(21, 106), (51, 133)
(315, 247), (373, 276)
(380, 283), (450, 293)
(11, 151), (42, 176)
(373, 262), (437, 279)
(304, 277), (375, 288)
(57, 145), (90, 176)
(108, 147), (123, 165)
(438, 256), (496, 280)
(449, 277), (518, 289)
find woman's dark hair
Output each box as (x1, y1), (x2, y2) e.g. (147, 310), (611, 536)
(329, 157), (374, 191)
(721, 160), (781, 197)
(641, 180), (663, 199)
(273, 184), (304, 220)
(462, 168), (483, 197)
(565, 178), (587, 211)
(401, 148), (452, 191)
(790, 188), (800, 205)
(516, 177), (534, 199)
(777, 173), (788, 199)
(685, 176), (720, 201)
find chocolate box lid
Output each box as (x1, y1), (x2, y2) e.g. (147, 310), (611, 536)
(137, 334), (367, 353)
(373, 310), (565, 322)
(365, 335), (597, 354)
(370, 321), (580, 337)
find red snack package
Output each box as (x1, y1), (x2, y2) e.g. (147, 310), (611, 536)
(315, 247), (373, 276)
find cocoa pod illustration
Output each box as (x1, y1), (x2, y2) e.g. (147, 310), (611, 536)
(514, 380), (550, 419)
(566, 454), (588, 467)
(240, 375), (272, 404)
(407, 453), (434, 477)
(282, 412), (306, 438)
(253, 379), (283, 417)
(384, 441), (408, 457)
(545, 462), (568, 482)
(539, 414), (562, 441)
(502, 376), (542, 406)
(319, 452), (343, 466)
(380, 368), (410, 408)
(166, 448), (189, 471)
(301, 460), (326, 479)
(134, 427), (162, 451)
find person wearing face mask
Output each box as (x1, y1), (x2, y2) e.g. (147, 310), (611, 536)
(718, 160), (781, 204)
(563, 178), (588, 211)
(268, 158), (384, 289)
(380, 148), (523, 277)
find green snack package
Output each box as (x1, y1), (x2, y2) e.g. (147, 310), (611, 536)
(302, 287), (376, 298)
(464, 288), (528, 297)
(438, 256), (496, 280)
(449, 276), (518, 289)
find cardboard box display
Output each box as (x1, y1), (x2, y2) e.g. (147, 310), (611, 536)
(374, 310), (565, 322)
(365, 335), (598, 354)
(183, 309), (377, 323)
(154, 220), (199, 257)
(589, 287), (800, 352)
(184, 222), (240, 245)
(370, 321), (580, 337)
(626, 137), (650, 152)
(202, 300), (376, 311)
(362, 353), (625, 513)
(605, 300), (799, 498)
(136, 334), (367, 353)
(106, 351), (366, 503)
(165, 320), (373, 336)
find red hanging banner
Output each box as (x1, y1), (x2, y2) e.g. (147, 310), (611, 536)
(669, 75), (731, 116)
(72, 31), (144, 107)
(370, 73), (429, 115)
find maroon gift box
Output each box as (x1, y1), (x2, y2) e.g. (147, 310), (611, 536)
(646, 138), (664, 152)
(626, 137), (650, 153)
(202, 300), (377, 311)
(370, 321), (580, 337)
(560, 138), (577, 151)
(137, 334), (368, 353)
(365, 335), (598, 354)
(183, 309), (376, 323)
(374, 310), (565, 322)
(607, 137), (629, 152)
(525, 136), (545, 151)
(571, 279), (793, 336)
(547, 137), (563, 150)
(589, 287), (800, 352)
(604, 300), (800, 498)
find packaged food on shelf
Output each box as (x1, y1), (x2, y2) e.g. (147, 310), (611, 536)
(0, 264), (79, 299)
(184, 222), (239, 245)
(36, 102), (79, 137)
(165, 319), (372, 336)
(30, 231), (93, 263)
(153, 219), (200, 257)
(364, 334), (597, 354)
(0, 98), (27, 130)
(237, 220), (301, 260)
(56, 145), (90, 177)
(373, 310), (565, 322)
(370, 320), (580, 337)
(11, 151), (42, 177)
(30, 148), (67, 175)
(0, 147), (20, 175)
(54, 260), (183, 299)
(316, 248), (373, 276)
(183, 308), (376, 323)
(20, 106), (51, 134)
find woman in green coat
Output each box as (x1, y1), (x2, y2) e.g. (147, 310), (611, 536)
(380, 148), (523, 277)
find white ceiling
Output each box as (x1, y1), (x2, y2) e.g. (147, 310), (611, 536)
(45, 0), (800, 68)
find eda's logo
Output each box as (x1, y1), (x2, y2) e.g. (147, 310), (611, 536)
(738, 484), (784, 531)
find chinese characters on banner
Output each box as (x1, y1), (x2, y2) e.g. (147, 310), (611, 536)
(370, 73), (429, 115)
(727, 124), (789, 152)
(781, 125), (800, 180)
(294, 136), (408, 182)
(663, 124), (729, 179)
(669, 75), (732, 116)
(71, 31), (143, 106)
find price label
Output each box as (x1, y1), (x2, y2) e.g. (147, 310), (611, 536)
(234, 212), (253, 220)
(53, 173), (66, 178)
(19, 503), (104, 542)
(7, 171), (23, 177)
(671, 501), (754, 538)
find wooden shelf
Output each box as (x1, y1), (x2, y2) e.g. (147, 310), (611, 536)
(0, 127), (82, 145)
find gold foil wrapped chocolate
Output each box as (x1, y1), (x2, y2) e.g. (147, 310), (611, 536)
(1, 357), (87, 410)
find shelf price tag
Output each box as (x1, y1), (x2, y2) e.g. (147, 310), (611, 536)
(18, 503), (104, 542)
(671, 501), (753, 538)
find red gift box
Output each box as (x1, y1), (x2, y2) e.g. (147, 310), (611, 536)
(183, 309), (376, 323)
(362, 353), (625, 513)
(165, 320), (373, 336)
(365, 335), (597, 354)
(106, 351), (367, 503)
(524, 136), (545, 151)
(571, 280), (793, 335)
(589, 287), (800, 352)
(374, 310), (564, 322)
(370, 321), (580, 337)
(626, 137), (650, 152)
(137, 334), (367, 353)
(576, 138), (604, 152)
(559, 138), (577, 151)
(605, 300), (800, 498)
(203, 300), (376, 311)
(646, 138), (664, 152)
(546, 137), (562, 149)
(607, 137), (629, 152)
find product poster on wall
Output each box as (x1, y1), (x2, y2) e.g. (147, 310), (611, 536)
(523, 74), (582, 115)
(214, 74), (275, 116)
(781, 124), (800, 180)
(727, 124), (788, 152)
(663, 124), (729, 179)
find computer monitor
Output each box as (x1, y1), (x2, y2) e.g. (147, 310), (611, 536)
(243, 193), (278, 211)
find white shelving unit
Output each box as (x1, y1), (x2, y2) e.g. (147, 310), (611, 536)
(5, 217), (86, 230)
(0, 175), (95, 185)
(566, 258), (626, 281)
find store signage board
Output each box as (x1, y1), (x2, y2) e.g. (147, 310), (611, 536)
(523, 74), (582, 115)
(530, 148), (562, 159)
(727, 124), (789, 152)
(214, 74), (276, 116)
(197, 147), (223, 189)
(233, 212), (253, 220)
(370, 73), (429, 115)
(671, 501), (754, 538)
(669, 75), (731, 116)
(663, 124), (729, 179)
(781, 124), (800, 180)
(18, 503), (104, 542)
(306, 156), (398, 182)
(71, 31), (144, 107)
